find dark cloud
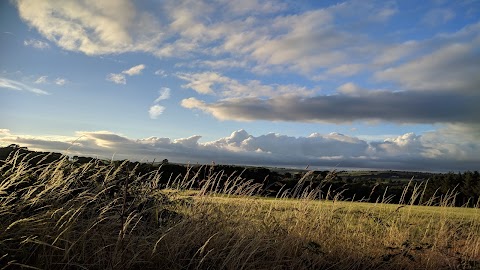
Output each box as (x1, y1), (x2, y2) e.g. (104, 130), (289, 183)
(181, 91), (480, 124)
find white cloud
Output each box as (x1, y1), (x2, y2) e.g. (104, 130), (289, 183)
(181, 97), (206, 109)
(24, 38), (50, 49)
(107, 64), (145, 84)
(0, 129), (11, 136)
(122, 64), (146, 76)
(374, 133), (423, 156)
(55, 78), (67, 86)
(249, 10), (348, 72)
(149, 87), (171, 118)
(173, 135), (202, 148)
(34, 76), (48, 84)
(178, 72), (228, 95)
(149, 105), (165, 119)
(178, 72), (315, 98)
(15, 0), (163, 55)
(154, 87), (171, 103)
(337, 82), (363, 96)
(106, 73), (126, 84)
(0, 77), (50, 95)
(33, 76), (68, 86)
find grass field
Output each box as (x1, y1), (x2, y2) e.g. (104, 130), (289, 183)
(1, 153), (479, 269)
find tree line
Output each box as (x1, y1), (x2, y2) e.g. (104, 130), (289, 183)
(1, 145), (478, 207)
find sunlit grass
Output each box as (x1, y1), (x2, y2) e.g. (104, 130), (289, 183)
(0, 152), (479, 269)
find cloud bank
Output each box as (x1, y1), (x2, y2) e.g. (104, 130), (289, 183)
(1, 128), (478, 172)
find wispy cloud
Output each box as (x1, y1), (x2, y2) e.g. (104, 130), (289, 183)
(34, 75), (48, 84)
(154, 69), (167, 77)
(34, 75), (68, 86)
(422, 8), (455, 26)
(24, 38), (50, 49)
(122, 64), (146, 76)
(0, 77), (50, 95)
(106, 73), (126, 85)
(154, 87), (171, 103)
(178, 72), (315, 98)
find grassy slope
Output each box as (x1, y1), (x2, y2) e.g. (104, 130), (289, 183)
(0, 155), (479, 269)
(178, 194), (480, 268)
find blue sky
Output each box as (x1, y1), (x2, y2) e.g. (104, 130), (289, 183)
(1, 0), (479, 171)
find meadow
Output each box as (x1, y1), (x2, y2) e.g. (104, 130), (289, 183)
(1, 150), (479, 269)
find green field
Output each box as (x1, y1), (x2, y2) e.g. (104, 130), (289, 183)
(1, 155), (479, 269)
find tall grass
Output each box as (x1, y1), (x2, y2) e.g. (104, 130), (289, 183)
(1, 152), (479, 269)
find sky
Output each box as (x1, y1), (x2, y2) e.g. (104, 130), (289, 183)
(0, 0), (479, 172)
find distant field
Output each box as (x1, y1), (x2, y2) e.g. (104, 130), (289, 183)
(1, 153), (479, 269)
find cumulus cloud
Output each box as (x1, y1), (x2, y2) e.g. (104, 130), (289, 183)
(24, 38), (50, 49)
(0, 77), (50, 95)
(180, 90), (480, 124)
(149, 105), (165, 119)
(1, 128), (478, 171)
(106, 73), (126, 85)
